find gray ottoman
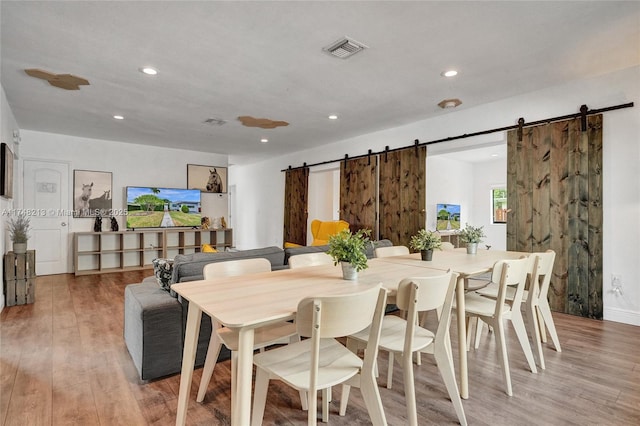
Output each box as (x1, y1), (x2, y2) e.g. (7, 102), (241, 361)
(124, 279), (183, 380)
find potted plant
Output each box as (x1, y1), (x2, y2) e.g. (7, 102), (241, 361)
(327, 228), (371, 280)
(8, 215), (31, 254)
(458, 223), (486, 254)
(409, 228), (442, 261)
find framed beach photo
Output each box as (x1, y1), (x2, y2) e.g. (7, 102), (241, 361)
(73, 169), (112, 217)
(187, 164), (227, 193)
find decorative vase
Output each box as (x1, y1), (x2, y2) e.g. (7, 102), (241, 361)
(341, 262), (358, 280)
(466, 243), (478, 255)
(420, 249), (433, 261)
(13, 242), (27, 254)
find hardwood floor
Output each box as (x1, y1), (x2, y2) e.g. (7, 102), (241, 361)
(1, 272), (639, 425)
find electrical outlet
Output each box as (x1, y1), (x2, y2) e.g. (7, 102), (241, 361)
(611, 274), (622, 288)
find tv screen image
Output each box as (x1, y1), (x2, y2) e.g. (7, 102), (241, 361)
(436, 204), (461, 231)
(126, 187), (201, 229)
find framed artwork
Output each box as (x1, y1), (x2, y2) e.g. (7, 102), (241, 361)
(436, 203), (461, 230)
(1, 143), (13, 199)
(73, 169), (112, 217)
(187, 164), (227, 193)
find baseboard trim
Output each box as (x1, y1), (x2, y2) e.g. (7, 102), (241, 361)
(603, 307), (640, 326)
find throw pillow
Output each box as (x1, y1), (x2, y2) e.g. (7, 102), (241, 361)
(152, 258), (174, 291)
(202, 244), (218, 253)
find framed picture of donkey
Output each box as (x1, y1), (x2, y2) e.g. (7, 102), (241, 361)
(187, 164), (227, 194)
(73, 169), (112, 217)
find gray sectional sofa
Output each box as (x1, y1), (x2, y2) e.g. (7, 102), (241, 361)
(124, 240), (392, 381)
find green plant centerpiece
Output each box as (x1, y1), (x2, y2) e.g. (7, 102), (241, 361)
(327, 228), (371, 280)
(409, 228), (442, 261)
(8, 215), (31, 254)
(458, 223), (486, 254)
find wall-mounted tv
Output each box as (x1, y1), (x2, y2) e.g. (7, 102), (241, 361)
(126, 186), (201, 229)
(436, 204), (461, 231)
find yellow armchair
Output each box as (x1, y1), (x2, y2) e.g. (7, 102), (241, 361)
(310, 219), (350, 246)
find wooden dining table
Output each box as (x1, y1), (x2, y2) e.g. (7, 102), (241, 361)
(374, 248), (529, 399)
(172, 258), (445, 426)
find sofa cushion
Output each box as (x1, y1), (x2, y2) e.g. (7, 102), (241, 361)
(172, 246), (285, 283)
(201, 244), (217, 253)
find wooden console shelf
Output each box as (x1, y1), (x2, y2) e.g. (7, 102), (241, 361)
(74, 228), (233, 275)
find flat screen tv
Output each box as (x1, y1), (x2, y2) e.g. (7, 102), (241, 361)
(436, 203), (461, 231)
(126, 186), (201, 229)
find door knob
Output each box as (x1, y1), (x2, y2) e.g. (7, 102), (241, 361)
(61, 222), (67, 226)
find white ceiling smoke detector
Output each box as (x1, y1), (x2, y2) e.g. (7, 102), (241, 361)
(323, 36), (368, 59)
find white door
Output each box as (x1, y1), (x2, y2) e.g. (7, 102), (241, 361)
(22, 159), (70, 275)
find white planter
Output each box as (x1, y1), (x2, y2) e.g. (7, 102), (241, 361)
(341, 262), (358, 280)
(13, 242), (27, 254)
(466, 243), (478, 255)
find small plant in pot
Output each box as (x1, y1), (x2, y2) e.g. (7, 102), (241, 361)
(458, 223), (486, 254)
(327, 228), (371, 280)
(8, 215), (31, 254)
(409, 229), (442, 261)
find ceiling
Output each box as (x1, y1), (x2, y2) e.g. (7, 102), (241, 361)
(2, 1), (639, 165)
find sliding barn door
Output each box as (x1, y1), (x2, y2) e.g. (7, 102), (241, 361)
(379, 146), (426, 247)
(283, 167), (309, 246)
(507, 115), (603, 318)
(340, 157), (377, 235)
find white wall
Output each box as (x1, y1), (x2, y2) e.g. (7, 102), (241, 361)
(307, 167), (340, 243)
(0, 86), (20, 311)
(471, 159), (507, 251)
(17, 130), (229, 272)
(231, 66), (640, 325)
(425, 156), (474, 231)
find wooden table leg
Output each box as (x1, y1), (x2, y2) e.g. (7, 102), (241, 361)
(234, 327), (255, 426)
(176, 304), (203, 426)
(456, 275), (469, 399)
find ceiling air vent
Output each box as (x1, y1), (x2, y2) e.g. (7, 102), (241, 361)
(203, 118), (227, 126)
(323, 37), (368, 59)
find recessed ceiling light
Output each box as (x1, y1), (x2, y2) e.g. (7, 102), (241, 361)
(441, 70), (458, 77)
(437, 98), (462, 109)
(260, 138), (269, 143)
(328, 114), (338, 120)
(491, 153), (499, 157)
(140, 67), (158, 75)
(113, 115), (124, 120)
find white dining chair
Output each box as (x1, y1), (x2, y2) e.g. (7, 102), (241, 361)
(374, 245), (410, 258)
(458, 256), (537, 396)
(475, 250), (559, 369)
(288, 252), (334, 268)
(532, 251), (562, 354)
(440, 241), (455, 251)
(343, 271), (467, 426)
(196, 258), (298, 404)
(250, 285), (389, 426)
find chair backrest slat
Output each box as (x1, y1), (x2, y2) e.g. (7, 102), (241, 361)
(296, 284), (383, 339)
(374, 246), (410, 258)
(288, 252), (334, 269)
(535, 250), (556, 301)
(203, 258), (271, 280)
(491, 257), (530, 316)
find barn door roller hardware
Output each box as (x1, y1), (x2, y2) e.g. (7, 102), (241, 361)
(281, 101), (633, 172)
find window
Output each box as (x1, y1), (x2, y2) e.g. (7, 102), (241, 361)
(492, 188), (507, 224)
